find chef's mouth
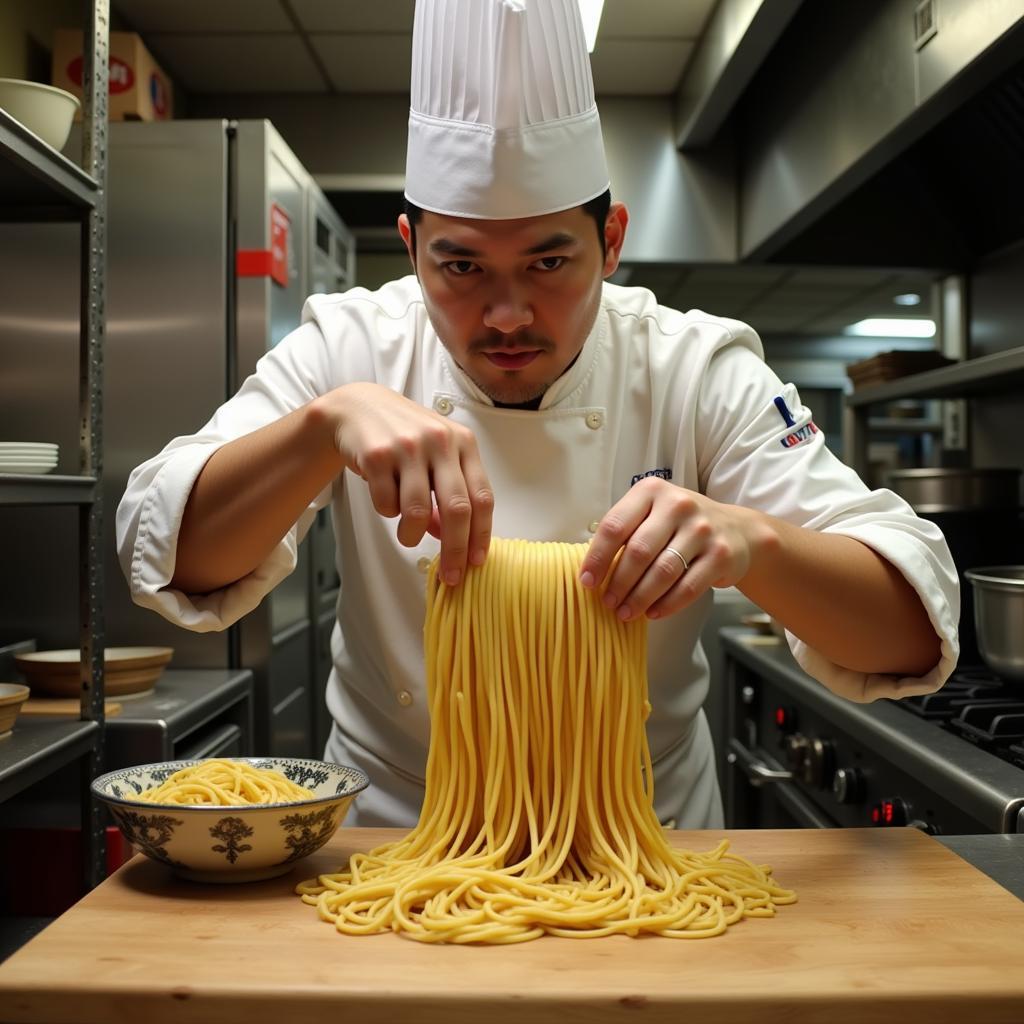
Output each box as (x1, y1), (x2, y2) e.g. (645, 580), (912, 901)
(482, 349), (544, 370)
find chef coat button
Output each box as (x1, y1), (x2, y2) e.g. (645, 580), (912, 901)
(587, 520), (600, 534)
(585, 411), (603, 430)
(434, 397), (454, 416)
(397, 690), (414, 707)
(416, 556), (432, 574)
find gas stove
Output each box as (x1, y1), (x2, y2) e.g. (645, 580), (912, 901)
(902, 667), (1024, 768)
(722, 631), (1024, 836)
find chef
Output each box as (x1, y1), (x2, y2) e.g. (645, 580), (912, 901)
(117, 0), (959, 829)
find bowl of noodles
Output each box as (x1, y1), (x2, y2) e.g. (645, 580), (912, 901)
(91, 757), (369, 883)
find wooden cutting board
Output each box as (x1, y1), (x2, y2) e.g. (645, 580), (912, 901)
(20, 699), (122, 717)
(1, 827), (1023, 1024)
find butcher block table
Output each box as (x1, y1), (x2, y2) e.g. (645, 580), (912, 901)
(2, 827), (1024, 1024)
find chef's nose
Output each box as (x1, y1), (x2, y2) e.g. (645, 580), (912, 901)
(482, 285), (533, 334)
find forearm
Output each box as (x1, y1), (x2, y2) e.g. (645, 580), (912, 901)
(737, 510), (941, 677)
(171, 398), (343, 594)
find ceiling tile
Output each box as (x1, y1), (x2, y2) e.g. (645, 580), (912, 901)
(113, 0), (292, 33)
(598, 0), (716, 39)
(291, 0), (416, 32)
(785, 268), (895, 288)
(681, 266), (788, 288)
(145, 34), (327, 93)
(311, 34), (413, 93)
(591, 39), (694, 95)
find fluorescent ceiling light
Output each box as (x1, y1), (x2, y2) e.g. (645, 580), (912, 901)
(845, 318), (936, 338)
(578, 0), (605, 52)
(893, 292), (922, 306)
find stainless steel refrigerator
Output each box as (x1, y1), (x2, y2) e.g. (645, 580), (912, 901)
(0, 119), (354, 757)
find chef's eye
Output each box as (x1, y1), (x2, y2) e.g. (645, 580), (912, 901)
(533, 256), (565, 271)
(442, 260), (479, 275)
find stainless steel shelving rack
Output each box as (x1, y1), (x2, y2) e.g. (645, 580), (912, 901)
(844, 345), (1024, 476)
(0, 2), (109, 890)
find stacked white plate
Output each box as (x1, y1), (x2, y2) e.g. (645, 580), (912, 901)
(0, 441), (59, 474)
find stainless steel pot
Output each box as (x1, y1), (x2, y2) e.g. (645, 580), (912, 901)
(886, 468), (1021, 513)
(963, 566), (1024, 683)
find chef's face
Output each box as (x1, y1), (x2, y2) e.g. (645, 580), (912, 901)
(399, 201), (628, 406)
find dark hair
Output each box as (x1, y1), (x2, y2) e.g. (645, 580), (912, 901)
(404, 188), (612, 261)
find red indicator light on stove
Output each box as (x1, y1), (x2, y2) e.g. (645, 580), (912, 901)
(871, 805), (881, 824)
(774, 706), (797, 732)
(883, 800), (894, 824)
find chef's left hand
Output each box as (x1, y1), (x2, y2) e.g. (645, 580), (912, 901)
(579, 478), (767, 621)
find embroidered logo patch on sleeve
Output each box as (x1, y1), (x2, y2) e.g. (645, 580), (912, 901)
(774, 396), (819, 449)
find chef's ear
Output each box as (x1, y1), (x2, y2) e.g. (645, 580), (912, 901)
(397, 214), (416, 269)
(601, 202), (629, 279)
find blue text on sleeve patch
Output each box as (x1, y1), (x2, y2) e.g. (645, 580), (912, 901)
(631, 467), (673, 486)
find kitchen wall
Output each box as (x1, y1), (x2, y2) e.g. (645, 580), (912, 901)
(967, 239), (1024, 491)
(186, 92), (738, 266)
(0, 0), (82, 82)
(1, 1), (146, 74)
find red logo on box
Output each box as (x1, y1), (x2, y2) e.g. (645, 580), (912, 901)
(67, 55), (135, 94)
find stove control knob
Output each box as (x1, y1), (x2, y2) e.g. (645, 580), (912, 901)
(783, 733), (809, 773)
(803, 737), (836, 788)
(832, 766), (862, 804)
(909, 819), (940, 835)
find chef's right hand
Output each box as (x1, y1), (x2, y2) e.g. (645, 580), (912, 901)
(321, 382), (493, 585)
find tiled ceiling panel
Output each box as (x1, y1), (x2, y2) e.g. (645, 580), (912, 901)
(115, 0), (292, 33)
(291, 0), (417, 33)
(312, 34), (413, 93)
(144, 34), (327, 93)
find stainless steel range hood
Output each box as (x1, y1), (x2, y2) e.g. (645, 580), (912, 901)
(737, 0), (1024, 268)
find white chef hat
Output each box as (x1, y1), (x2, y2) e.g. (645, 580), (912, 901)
(405, 0), (610, 220)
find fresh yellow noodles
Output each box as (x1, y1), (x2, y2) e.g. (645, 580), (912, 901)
(137, 758), (315, 806)
(297, 538), (795, 943)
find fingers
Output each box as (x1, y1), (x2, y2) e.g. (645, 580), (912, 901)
(395, 463), (433, 548)
(460, 449), (494, 569)
(430, 454), (473, 585)
(578, 486), (655, 592)
(398, 425), (493, 587)
(581, 480), (729, 621)
(645, 551), (720, 619)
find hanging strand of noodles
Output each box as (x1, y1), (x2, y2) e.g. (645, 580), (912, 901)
(297, 538), (796, 943)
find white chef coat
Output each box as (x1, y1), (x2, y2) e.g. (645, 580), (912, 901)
(116, 276), (960, 828)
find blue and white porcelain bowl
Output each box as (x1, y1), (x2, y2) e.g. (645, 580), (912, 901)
(92, 757), (369, 884)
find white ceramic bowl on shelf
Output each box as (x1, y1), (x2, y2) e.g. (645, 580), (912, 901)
(91, 757), (370, 883)
(0, 78), (80, 151)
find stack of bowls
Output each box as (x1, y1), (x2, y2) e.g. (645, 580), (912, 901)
(15, 646), (174, 698)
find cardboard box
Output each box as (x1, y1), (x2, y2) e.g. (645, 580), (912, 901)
(52, 29), (173, 122)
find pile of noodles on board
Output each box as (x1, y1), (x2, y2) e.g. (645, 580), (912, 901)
(296, 538), (796, 943)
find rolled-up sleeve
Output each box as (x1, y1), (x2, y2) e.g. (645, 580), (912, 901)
(693, 331), (959, 702)
(116, 315), (343, 632)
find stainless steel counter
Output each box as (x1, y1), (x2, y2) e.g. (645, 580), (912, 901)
(936, 834), (1024, 901)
